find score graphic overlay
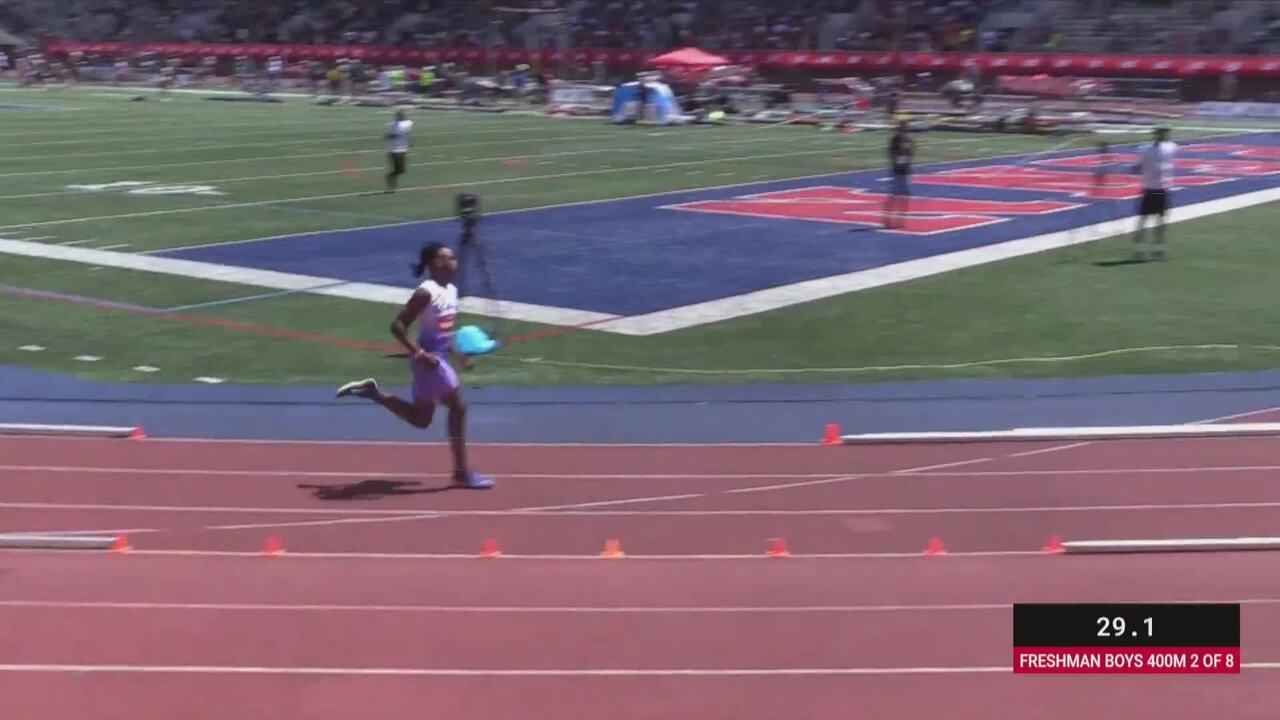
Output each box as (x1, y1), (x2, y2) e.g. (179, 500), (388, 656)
(1013, 604), (1240, 674)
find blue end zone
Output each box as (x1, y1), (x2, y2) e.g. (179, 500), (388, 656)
(159, 132), (1280, 317)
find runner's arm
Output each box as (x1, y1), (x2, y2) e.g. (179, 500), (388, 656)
(392, 289), (433, 359)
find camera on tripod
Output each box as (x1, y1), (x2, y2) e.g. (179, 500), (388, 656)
(456, 192), (480, 243)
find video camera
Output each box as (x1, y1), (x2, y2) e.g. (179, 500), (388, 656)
(456, 192), (480, 243)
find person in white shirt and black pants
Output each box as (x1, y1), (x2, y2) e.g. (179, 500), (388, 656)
(1133, 127), (1175, 261)
(385, 110), (414, 193)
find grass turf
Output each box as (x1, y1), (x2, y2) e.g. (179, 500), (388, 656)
(1, 83), (1278, 387)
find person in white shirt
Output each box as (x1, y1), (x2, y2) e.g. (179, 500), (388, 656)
(385, 109), (414, 193)
(335, 243), (493, 490)
(1133, 127), (1176, 261)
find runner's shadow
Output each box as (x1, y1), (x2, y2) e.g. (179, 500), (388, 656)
(1093, 259), (1148, 267)
(298, 479), (455, 501)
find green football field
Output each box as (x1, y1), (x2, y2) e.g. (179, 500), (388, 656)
(2, 82), (1279, 388)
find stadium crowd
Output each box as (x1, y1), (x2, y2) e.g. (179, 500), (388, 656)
(0, 0), (1277, 57)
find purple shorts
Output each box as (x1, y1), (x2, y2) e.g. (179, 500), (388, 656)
(410, 356), (460, 404)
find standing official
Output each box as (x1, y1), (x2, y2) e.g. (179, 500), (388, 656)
(884, 120), (913, 229)
(385, 109), (414, 194)
(1132, 127), (1176, 261)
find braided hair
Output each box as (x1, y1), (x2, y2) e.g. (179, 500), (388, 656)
(411, 242), (446, 278)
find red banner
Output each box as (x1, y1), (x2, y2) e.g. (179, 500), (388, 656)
(41, 41), (1280, 78)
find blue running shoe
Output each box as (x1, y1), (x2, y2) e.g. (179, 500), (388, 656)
(455, 471), (494, 490)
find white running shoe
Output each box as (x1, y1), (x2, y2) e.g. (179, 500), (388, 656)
(335, 378), (379, 399)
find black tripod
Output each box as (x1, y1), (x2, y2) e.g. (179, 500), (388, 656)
(453, 194), (501, 339)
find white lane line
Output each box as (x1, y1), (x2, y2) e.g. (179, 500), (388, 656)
(891, 456), (997, 474)
(8, 463), (1280, 480)
(199, 500), (1280, 525)
(725, 475), (860, 494)
(3, 598), (1278, 613)
(207, 513), (445, 531)
(0, 466), (848, 479)
(7, 662), (1273, 676)
(724, 453), (999, 496)
(207, 493), (709, 531)
(1006, 442), (1093, 458)
(0, 547), (1049, 560)
(0, 663), (1017, 676)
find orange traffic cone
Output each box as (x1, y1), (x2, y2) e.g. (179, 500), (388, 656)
(601, 538), (625, 558)
(480, 538), (502, 558)
(263, 536), (285, 556)
(1042, 535), (1065, 554)
(924, 537), (947, 556)
(110, 535), (132, 553)
(766, 537), (790, 557)
(821, 423), (842, 446)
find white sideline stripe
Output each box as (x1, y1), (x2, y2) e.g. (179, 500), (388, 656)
(0, 238), (613, 327)
(841, 422), (1280, 444)
(0, 136), (1185, 334)
(3, 598), (1278, 614)
(595, 184), (1280, 335)
(8, 463), (1280, 480)
(0, 137), (1152, 333)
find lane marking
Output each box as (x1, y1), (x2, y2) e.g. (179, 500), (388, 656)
(0, 662), (1273, 676)
(2, 597), (1279, 614)
(0, 466), (852, 479)
(8, 463), (1280, 480)
(206, 492), (710, 531)
(726, 474), (861, 494)
(723, 452), (1001, 496)
(1006, 442), (1093, 458)
(0, 663), (1009, 676)
(0, 499), (1250, 524)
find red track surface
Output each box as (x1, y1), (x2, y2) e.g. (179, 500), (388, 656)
(1, 434), (1279, 718)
